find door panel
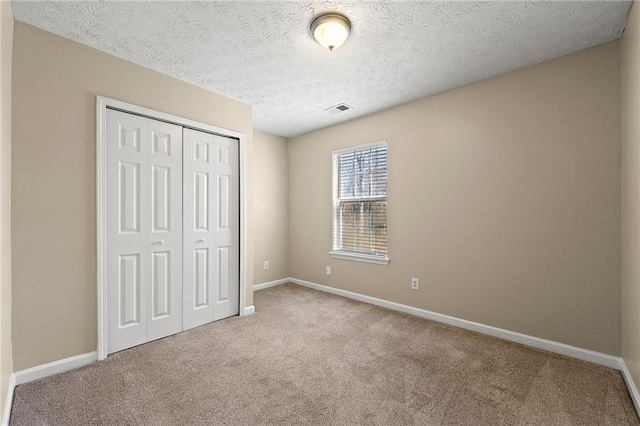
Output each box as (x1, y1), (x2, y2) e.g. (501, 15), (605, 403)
(183, 129), (215, 329)
(151, 251), (170, 318)
(107, 110), (183, 353)
(212, 135), (239, 321)
(119, 125), (140, 151)
(195, 172), (209, 230)
(119, 254), (141, 326)
(183, 128), (239, 330)
(152, 166), (170, 232)
(218, 175), (230, 229)
(194, 248), (209, 307)
(119, 162), (140, 233)
(145, 119), (183, 342)
(217, 247), (229, 301)
(107, 110), (148, 353)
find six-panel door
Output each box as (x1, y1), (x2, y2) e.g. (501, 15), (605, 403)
(107, 110), (184, 353)
(183, 128), (240, 330)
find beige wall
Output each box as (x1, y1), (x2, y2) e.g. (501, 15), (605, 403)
(289, 41), (622, 355)
(5, 10), (628, 374)
(253, 130), (289, 284)
(622, 1), (640, 391)
(0, 0), (11, 418)
(12, 22), (254, 370)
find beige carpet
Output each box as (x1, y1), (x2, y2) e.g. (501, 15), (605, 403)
(9, 283), (640, 425)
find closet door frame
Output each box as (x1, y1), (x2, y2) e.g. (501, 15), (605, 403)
(96, 96), (250, 361)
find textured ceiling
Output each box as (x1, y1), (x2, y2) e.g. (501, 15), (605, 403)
(12, 1), (632, 137)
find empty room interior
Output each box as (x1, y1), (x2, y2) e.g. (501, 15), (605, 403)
(4, 0), (640, 424)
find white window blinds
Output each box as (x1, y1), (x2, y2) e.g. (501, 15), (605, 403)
(332, 142), (388, 263)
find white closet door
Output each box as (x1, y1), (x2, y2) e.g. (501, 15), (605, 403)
(183, 128), (239, 330)
(146, 119), (183, 342)
(106, 109), (183, 354)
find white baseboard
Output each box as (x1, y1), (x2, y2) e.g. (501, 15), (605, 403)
(13, 351), (98, 386)
(289, 277), (622, 370)
(620, 359), (640, 415)
(241, 305), (255, 316)
(253, 278), (289, 291)
(1, 373), (15, 426)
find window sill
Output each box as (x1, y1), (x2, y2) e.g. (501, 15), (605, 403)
(330, 251), (390, 265)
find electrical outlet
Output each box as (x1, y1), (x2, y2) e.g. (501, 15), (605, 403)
(411, 277), (419, 290)
(326, 266), (331, 275)
(264, 260), (270, 270)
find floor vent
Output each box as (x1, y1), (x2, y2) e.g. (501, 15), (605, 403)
(325, 103), (352, 114)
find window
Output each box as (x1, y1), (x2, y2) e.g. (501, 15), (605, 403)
(331, 141), (389, 265)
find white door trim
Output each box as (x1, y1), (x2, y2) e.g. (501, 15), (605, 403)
(96, 96), (248, 361)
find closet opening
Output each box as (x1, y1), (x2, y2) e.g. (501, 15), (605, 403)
(95, 96), (249, 359)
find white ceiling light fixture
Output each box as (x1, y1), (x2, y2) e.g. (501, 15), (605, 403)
(311, 13), (351, 51)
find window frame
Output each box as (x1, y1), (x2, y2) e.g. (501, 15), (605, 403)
(331, 140), (390, 265)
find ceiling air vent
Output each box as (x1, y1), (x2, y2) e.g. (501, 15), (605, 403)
(325, 103), (352, 115)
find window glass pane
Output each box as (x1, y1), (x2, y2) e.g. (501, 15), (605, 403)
(334, 143), (387, 258)
(370, 201), (387, 254)
(355, 149), (371, 197)
(338, 200), (387, 255)
(355, 171), (370, 198)
(353, 202), (368, 252)
(371, 148), (387, 196)
(339, 154), (355, 198)
(339, 202), (356, 251)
